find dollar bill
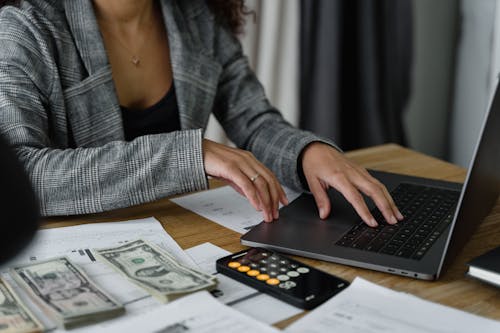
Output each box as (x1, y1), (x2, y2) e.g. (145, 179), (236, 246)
(95, 239), (217, 303)
(10, 257), (124, 329)
(0, 278), (43, 333)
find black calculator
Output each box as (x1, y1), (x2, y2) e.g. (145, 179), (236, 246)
(216, 247), (349, 309)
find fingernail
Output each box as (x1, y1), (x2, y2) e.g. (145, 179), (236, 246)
(319, 208), (325, 219)
(390, 216), (398, 224)
(370, 218), (378, 227)
(397, 211), (404, 220)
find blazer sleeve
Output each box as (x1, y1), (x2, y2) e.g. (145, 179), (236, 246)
(0, 11), (208, 216)
(210, 20), (340, 192)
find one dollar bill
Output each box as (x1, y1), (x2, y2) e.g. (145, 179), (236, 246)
(95, 239), (217, 303)
(0, 278), (43, 333)
(10, 257), (124, 329)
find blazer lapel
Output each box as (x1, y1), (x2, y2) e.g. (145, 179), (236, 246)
(160, 0), (222, 131)
(63, 0), (110, 75)
(63, 0), (124, 146)
(62, 0), (223, 147)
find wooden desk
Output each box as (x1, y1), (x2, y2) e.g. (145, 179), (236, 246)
(42, 144), (500, 328)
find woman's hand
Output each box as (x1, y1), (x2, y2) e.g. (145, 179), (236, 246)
(301, 142), (404, 227)
(202, 139), (288, 222)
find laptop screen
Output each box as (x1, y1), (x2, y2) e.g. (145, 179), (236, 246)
(438, 83), (500, 276)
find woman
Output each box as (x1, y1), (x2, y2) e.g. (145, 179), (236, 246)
(0, 0), (402, 226)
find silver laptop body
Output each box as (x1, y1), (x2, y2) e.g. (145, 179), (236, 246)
(241, 84), (500, 280)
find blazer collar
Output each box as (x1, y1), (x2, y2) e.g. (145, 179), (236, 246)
(63, 0), (109, 75)
(63, 0), (221, 131)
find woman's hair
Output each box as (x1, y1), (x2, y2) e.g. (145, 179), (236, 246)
(0, 0), (19, 6)
(0, 0), (251, 35)
(206, 0), (252, 35)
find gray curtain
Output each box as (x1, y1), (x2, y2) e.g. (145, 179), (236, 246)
(300, 0), (413, 150)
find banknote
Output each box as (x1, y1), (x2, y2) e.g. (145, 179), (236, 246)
(0, 278), (42, 333)
(95, 239), (217, 303)
(10, 257), (124, 329)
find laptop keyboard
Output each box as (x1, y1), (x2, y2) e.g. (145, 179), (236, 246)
(335, 183), (460, 260)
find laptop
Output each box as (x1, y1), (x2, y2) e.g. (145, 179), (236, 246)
(241, 84), (500, 281)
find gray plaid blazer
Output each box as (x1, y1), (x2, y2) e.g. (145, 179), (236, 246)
(0, 0), (335, 216)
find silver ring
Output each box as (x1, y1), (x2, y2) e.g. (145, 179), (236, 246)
(250, 173), (260, 182)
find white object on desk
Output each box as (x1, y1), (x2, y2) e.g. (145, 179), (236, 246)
(97, 291), (279, 333)
(171, 185), (301, 234)
(285, 277), (500, 333)
(0, 217), (196, 332)
(186, 242), (303, 325)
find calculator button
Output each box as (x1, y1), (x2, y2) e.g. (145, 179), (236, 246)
(257, 274), (270, 281)
(277, 274), (290, 281)
(250, 263), (259, 269)
(228, 262), (241, 268)
(247, 270), (260, 277)
(250, 255), (263, 262)
(279, 267), (288, 273)
(259, 267), (267, 272)
(266, 278), (280, 285)
(238, 266), (250, 272)
(269, 263), (278, 268)
(261, 252), (270, 257)
(269, 271), (279, 277)
(260, 259), (268, 264)
(290, 264), (298, 269)
(297, 267), (310, 274)
(279, 260), (289, 265)
(270, 255), (279, 261)
(287, 271), (299, 277)
(279, 281), (297, 290)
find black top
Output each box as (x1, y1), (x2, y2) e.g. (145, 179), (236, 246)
(121, 84), (181, 141)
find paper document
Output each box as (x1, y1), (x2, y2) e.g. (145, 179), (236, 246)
(98, 291), (279, 333)
(186, 242), (303, 324)
(171, 185), (301, 234)
(285, 277), (500, 333)
(0, 217), (196, 332)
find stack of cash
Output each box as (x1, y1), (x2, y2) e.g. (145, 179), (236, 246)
(10, 257), (124, 329)
(95, 239), (217, 303)
(0, 278), (43, 333)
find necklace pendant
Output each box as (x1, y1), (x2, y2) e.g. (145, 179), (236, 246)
(131, 56), (140, 67)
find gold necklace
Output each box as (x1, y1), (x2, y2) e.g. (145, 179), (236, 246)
(101, 21), (156, 67)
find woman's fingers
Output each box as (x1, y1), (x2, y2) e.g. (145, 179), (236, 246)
(301, 142), (403, 228)
(327, 174), (378, 227)
(307, 178), (331, 219)
(202, 139), (286, 222)
(240, 152), (287, 219)
(358, 168), (404, 222)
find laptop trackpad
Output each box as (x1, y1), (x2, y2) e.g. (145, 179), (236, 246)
(264, 189), (359, 248)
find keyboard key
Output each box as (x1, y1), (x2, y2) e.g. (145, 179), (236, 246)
(380, 244), (399, 255)
(396, 248), (415, 258)
(335, 183), (460, 261)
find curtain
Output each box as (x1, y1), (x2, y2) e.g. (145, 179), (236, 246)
(204, 0), (300, 144)
(450, 0), (498, 167)
(299, 0), (413, 151)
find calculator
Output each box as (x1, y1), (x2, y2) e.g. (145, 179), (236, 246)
(216, 247), (349, 309)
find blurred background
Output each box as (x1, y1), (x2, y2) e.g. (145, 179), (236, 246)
(205, 0), (498, 168)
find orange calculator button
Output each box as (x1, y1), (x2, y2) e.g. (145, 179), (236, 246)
(256, 274), (270, 281)
(247, 270), (260, 277)
(237, 265), (250, 272)
(266, 278), (280, 285)
(228, 262), (241, 268)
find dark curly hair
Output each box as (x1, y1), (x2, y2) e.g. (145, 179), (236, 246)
(206, 0), (252, 35)
(0, 0), (19, 6)
(1, 0), (251, 34)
